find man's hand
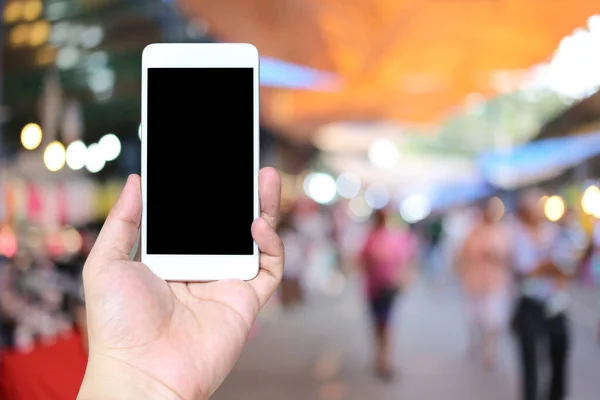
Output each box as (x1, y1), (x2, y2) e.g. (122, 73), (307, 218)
(532, 259), (565, 278)
(78, 168), (283, 400)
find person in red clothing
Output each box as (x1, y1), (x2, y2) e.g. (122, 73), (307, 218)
(359, 209), (416, 380)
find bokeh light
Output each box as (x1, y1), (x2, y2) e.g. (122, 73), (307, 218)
(3, 2), (22, 23)
(581, 185), (600, 216)
(28, 20), (50, 46)
(303, 173), (337, 204)
(98, 133), (121, 161)
(85, 143), (106, 173)
(80, 25), (104, 48)
(56, 46), (80, 69)
(348, 196), (373, 222)
(335, 172), (361, 199)
(21, 122), (42, 150)
(10, 24), (29, 47)
(61, 226), (83, 253)
(45, 229), (64, 257)
(23, 1), (43, 21)
(26, 226), (44, 252)
(364, 184), (389, 210)
(368, 138), (399, 168)
(66, 140), (88, 170)
(43, 141), (66, 172)
(544, 195), (565, 222)
(400, 194), (431, 223)
(0, 227), (18, 258)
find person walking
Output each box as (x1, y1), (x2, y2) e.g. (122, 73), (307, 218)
(359, 209), (415, 380)
(457, 198), (511, 369)
(511, 190), (579, 400)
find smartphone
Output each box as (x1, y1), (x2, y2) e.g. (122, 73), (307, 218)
(140, 43), (260, 281)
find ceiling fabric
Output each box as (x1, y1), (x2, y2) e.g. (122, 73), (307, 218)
(180, 0), (597, 139)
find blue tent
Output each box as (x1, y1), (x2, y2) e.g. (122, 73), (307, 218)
(259, 56), (339, 90)
(478, 131), (600, 188)
(427, 179), (495, 211)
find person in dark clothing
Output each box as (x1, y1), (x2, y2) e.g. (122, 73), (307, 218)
(511, 191), (580, 400)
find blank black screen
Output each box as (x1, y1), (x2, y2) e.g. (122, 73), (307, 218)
(146, 68), (254, 255)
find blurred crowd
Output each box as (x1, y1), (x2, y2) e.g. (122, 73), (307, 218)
(0, 223), (100, 354)
(275, 187), (595, 399)
(0, 183), (598, 399)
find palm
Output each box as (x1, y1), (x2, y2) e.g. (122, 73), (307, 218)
(82, 169), (283, 399)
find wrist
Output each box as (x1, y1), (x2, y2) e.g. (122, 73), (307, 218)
(78, 353), (197, 400)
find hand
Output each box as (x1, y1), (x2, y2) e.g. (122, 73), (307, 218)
(78, 168), (283, 400)
(532, 259), (559, 277)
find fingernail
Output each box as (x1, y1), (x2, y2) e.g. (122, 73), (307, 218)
(126, 174), (137, 186)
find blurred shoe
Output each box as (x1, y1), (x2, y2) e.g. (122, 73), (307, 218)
(375, 363), (395, 382)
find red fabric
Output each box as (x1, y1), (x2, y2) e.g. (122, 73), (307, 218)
(0, 332), (87, 400)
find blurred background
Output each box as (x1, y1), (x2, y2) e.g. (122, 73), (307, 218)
(1, 1), (600, 399)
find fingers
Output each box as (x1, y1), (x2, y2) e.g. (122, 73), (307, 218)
(248, 217), (284, 308)
(88, 175), (142, 266)
(258, 167), (281, 230)
(250, 167), (283, 308)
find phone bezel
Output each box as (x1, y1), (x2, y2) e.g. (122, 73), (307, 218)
(140, 43), (260, 281)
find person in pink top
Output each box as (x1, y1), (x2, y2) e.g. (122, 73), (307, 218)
(457, 198), (511, 368)
(359, 209), (415, 380)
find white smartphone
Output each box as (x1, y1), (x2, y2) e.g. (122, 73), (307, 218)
(140, 43), (260, 281)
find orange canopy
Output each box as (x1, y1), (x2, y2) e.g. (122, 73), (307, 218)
(180, 0), (598, 140)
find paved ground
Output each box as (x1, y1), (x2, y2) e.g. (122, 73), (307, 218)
(214, 278), (600, 400)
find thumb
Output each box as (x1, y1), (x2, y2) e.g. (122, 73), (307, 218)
(88, 175), (142, 266)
